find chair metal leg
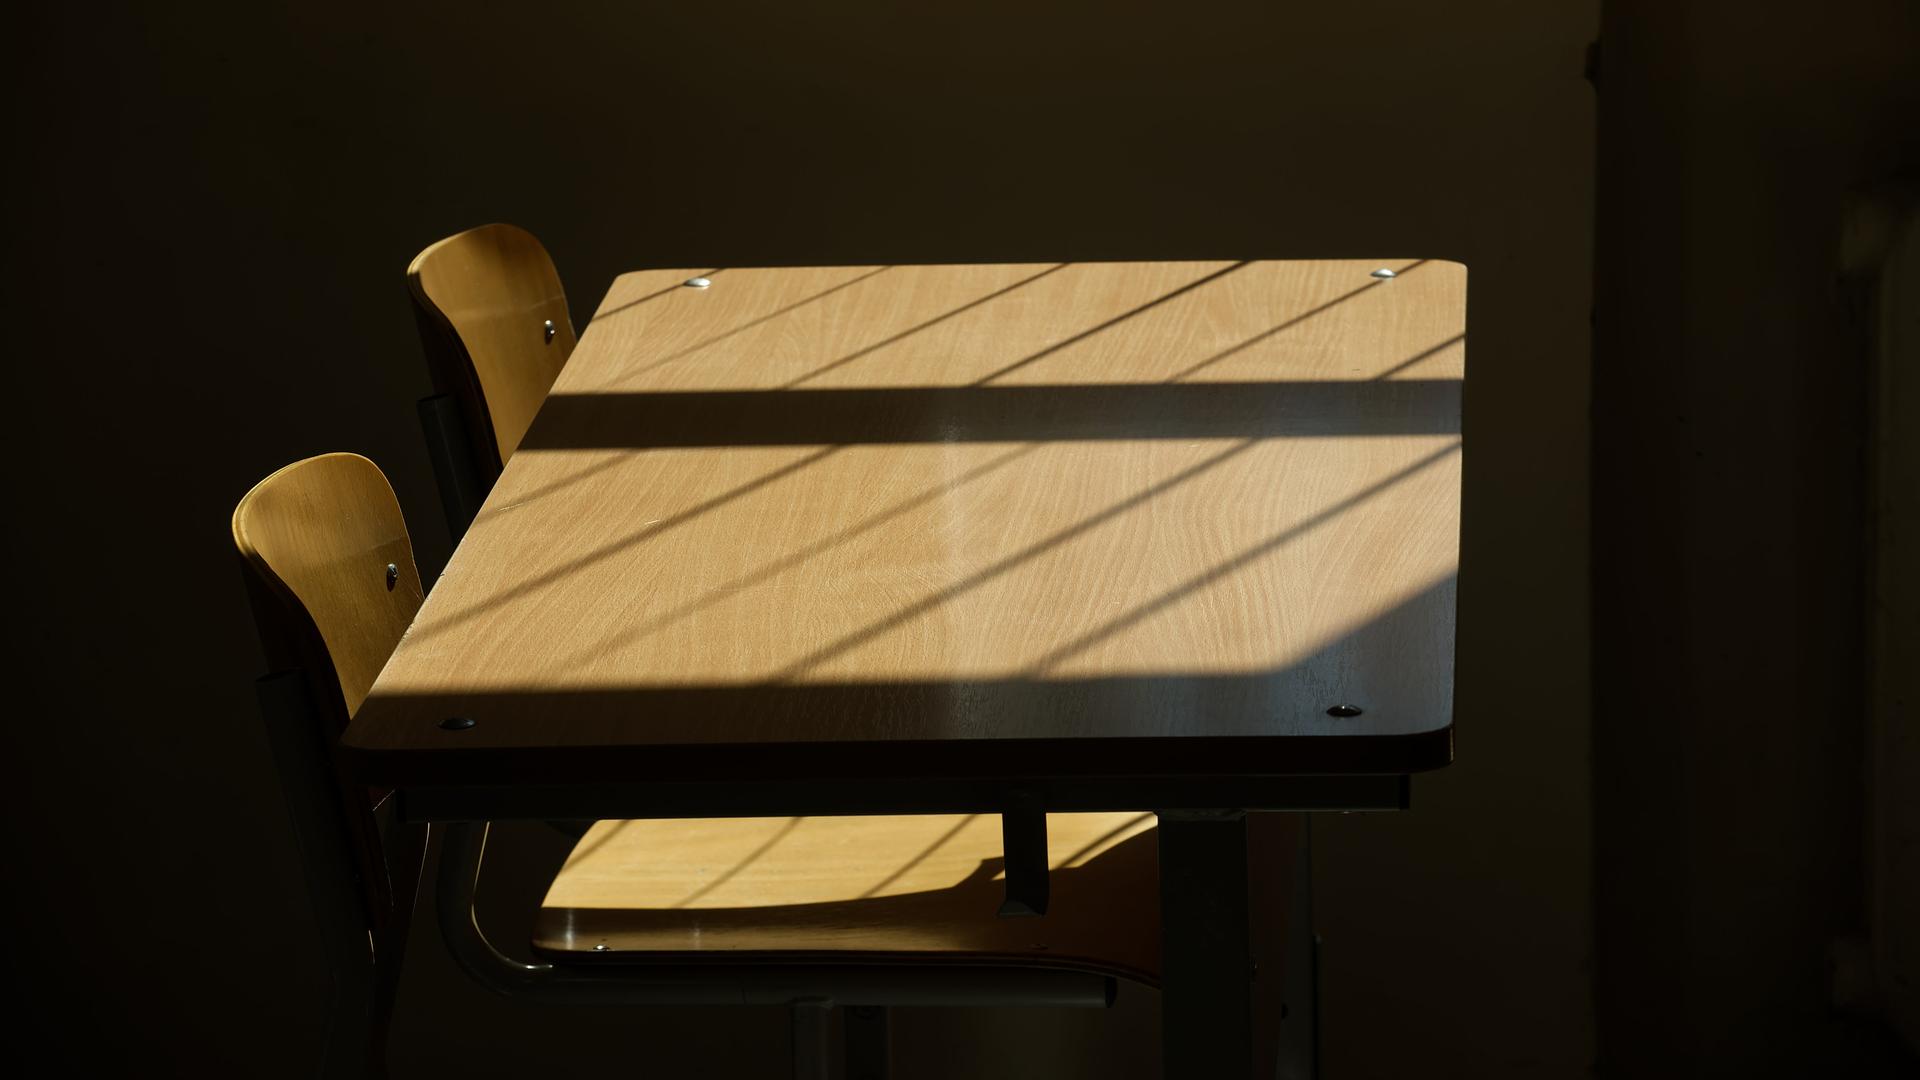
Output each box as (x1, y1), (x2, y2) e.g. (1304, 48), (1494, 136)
(366, 814), (427, 1079)
(433, 820), (1114, 1007)
(844, 1004), (891, 1080)
(255, 671), (379, 1079)
(791, 1000), (832, 1080)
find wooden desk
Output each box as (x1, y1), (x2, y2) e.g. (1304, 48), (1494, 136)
(347, 258), (1465, 1076)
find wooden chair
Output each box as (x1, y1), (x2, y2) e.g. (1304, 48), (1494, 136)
(237, 453), (1292, 1079)
(407, 223), (575, 539)
(233, 453), (428, 1078)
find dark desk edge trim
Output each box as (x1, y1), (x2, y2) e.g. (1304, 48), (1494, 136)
(397, 773), (1414, 824)
(345, 727), (1452, 791)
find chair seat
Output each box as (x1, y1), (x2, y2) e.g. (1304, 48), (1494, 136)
(533, 812), (1161, 984)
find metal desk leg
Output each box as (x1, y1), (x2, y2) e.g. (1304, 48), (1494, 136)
(844, 1004), (891, 1079)
(1277, 817), (1318, 1080)
(255, 671), (379, 1079)
(791, 1000), (832, 1080)
(1159, 810), (1257, 1078)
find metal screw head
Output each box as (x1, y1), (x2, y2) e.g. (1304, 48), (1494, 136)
(385, 563), (399, 590)
(1370, 268), (1396, 280)
(1326, 704), (1364, 718)
(439, 716), (476, 731)
(543, 318), (556, 343)
(684, 276), (711, 289)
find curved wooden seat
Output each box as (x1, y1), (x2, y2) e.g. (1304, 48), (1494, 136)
(408, 223), (575, 476)
(535, 812), (1162, 984)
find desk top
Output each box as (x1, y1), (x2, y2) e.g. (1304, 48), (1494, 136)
(346, 259), (1465, 792)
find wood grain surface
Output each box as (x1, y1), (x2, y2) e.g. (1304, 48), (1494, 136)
(536, 813), (1299, 999)
(535, 812), (1163, 975)
(234, 452), (426, 722)
(348, 260), (1465, 786)
(408, 223), (575, 470)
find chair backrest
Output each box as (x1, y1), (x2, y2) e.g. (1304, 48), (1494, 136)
(407, 223), (576, 475)
(233, 453), (425, 727)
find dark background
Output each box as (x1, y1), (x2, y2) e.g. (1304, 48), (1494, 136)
(2, 1), (1913, 1076)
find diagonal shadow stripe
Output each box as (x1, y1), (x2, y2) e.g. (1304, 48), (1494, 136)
(1022, 442), (1463, 674)
(762, 439), (1263, 681)
(1164, 260), (1429, 382)
(411, 445), (846, 645)
(590, 270), (726, 323)
(618, 266), (893, 380)
(782, 264), (1069, 389)
(544, 443), (1045, 671)
(971, 261), (1251, 385)
(858, 814), (982, 898)
(1371, 333), (1465, 380)
(670, 817), (805, 908)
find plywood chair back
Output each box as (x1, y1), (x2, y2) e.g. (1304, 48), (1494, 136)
(233, 452), (426, 729)
(408, 223), (576, 476)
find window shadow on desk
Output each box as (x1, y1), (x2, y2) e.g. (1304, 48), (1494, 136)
(355, 572), (1459, 787)
(618, 265), (895, 377)
(783, 263), (1070, 388)
(410, 372), (1460, 653)
(516, 379), (1461, 449)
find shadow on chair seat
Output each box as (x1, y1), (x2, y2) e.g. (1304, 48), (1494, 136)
(533, 813), (1161, 986)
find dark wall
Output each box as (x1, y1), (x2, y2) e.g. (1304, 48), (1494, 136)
(1593, 1), (1920, 1076)
(3, 3), (1596, 1076)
